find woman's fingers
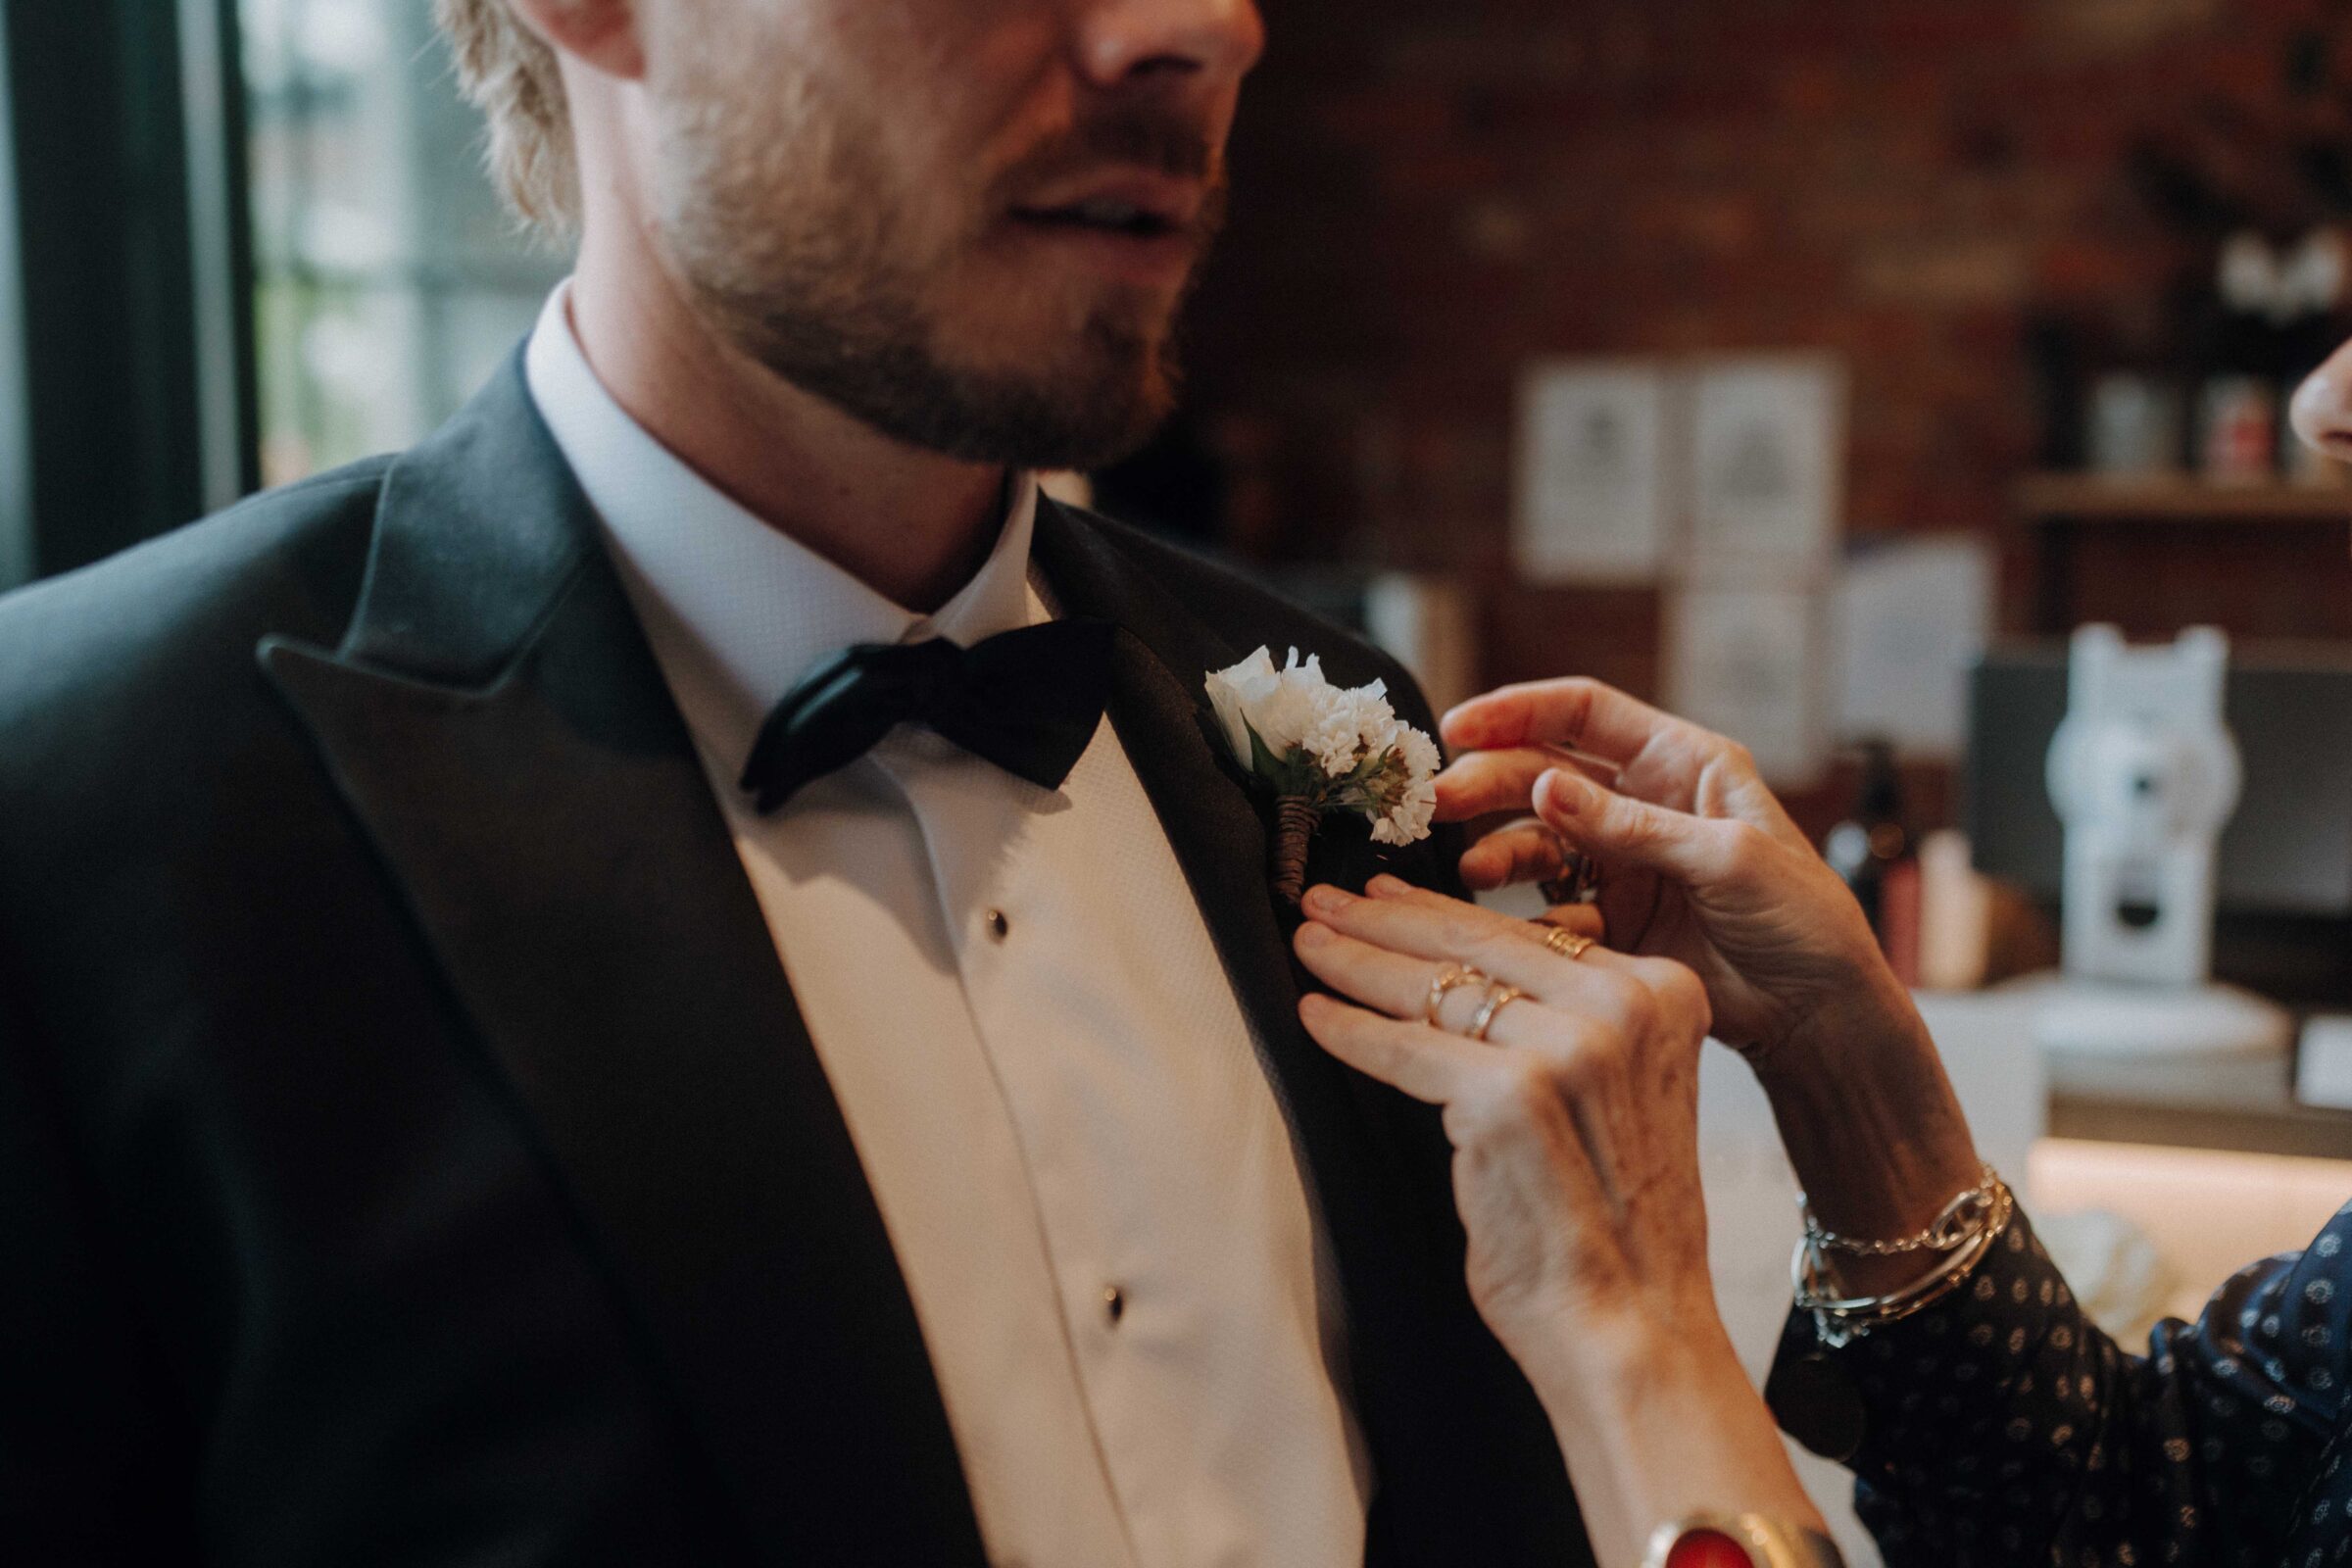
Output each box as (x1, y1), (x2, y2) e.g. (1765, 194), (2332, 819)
(1296, 993), (1490, 1105)
(1303, 877), (1609, 973)
(1455, 820), (1616, 923)
(1456, 815), (1564, 889)
(1299, 995), (1621, 1233)
(1534, 768), (1757, 889)
(1457, 825), (1613, 938)
(1296, 920), (1598, 1044)
(1535, 904), (1609, 941)
(1301, 878), (1641, 995)
(1435, 748), (1615, 825)
(1442, 677), (1710, 769)
(1295, 920), (1473, 1023)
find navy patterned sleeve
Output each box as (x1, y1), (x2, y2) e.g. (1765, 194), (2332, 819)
(1766, 1200), (2352, 1567)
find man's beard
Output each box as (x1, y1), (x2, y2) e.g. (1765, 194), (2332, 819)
(653, 75), (1225, 470)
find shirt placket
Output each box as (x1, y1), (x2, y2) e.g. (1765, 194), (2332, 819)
(876, 735), (1151, 1566)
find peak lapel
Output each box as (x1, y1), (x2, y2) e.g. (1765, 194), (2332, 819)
(261, 356), (986, 1568)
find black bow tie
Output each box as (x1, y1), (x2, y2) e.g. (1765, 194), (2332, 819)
(739, 618), (1118, 813)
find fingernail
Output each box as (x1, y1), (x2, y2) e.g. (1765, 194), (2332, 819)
(1297, 920), (1335, 949)
(1538, 769), (1587, 814)
(1367, 874), (1409, 897)
(1304, 884), (1352, 914)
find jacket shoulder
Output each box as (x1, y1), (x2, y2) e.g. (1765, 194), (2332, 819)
(0, 461), (386, 711)
(0, 460), (388, 796)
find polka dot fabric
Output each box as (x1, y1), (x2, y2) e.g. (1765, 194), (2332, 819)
(1776, 1200), (2352, 1567)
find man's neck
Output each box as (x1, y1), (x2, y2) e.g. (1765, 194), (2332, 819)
(565, 247), (1008, 615)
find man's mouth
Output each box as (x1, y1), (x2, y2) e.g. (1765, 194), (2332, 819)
(1011, 198), (1184, 240)
(1007, 174), (1203, 243)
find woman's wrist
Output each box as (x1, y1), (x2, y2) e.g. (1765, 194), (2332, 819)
(1531, 1319), (1826, 1563)
(1754, 977), (1985, 1291)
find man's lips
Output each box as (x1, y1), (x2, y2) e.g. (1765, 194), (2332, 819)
(1006, 174), (1205, 240)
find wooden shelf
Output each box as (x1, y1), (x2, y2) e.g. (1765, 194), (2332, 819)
(2021, 473), (2352, 523)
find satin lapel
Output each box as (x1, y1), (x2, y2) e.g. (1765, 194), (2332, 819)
(261, 358), (987, 1568)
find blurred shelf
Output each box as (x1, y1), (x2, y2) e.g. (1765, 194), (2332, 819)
(2046, 1048), (2352, 1161)
(2021, 473), (2352, 523)
(1926, 983), (2352, 1162)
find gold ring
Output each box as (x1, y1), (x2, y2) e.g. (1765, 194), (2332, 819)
(1424, 963), (1487, 1026)
(1467, 982), (1529, 1043)
(1540, 926), (1596, 961)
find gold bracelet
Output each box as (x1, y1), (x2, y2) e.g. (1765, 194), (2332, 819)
(1643, 1515), (1846, 1568)
(1792, 1171), (2016, 1348)
(1799, 1161), (2001, 1256)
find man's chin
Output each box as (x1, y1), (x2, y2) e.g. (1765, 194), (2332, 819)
(884, 363), (1176, 471)
(712, 273), (1184, 470)
(820, 329), (1178, 471)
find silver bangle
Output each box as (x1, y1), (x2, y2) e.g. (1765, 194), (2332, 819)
(1792, 1170), (2016, 1348)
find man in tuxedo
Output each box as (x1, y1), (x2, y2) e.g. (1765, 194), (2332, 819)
(0, 1), (1585, 1562)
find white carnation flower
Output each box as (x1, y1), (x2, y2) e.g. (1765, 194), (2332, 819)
(1372, 778), (1439, 846)
(1395, 725), (1442, 781)
(1301, 679), (1396, 778)
(1203, 646), (1444, 894)
(1202, 645), (1276, 760)
(1204, 646), (1331, 761)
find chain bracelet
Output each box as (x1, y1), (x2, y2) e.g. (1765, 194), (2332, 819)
(1793, 1172), (2017, 1348)
(1798, 1161), (2001, 1257)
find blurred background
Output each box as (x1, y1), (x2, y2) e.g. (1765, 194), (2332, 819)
(10, 3), (2352, 1556)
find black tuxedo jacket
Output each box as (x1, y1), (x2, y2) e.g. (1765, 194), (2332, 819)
(0, 356), (1588, 1565)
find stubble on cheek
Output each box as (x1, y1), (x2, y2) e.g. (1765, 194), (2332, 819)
(654, 52), (895, 321)
(635, 18), (1198, 466)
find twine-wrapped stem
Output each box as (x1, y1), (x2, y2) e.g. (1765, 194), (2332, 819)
(1272, 795), (1320, 906)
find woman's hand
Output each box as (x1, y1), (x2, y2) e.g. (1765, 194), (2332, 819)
(1291, 876), (1825, 1561)
(1436, 677), (1899, 1068)
(1296, 876), (1715, 1360)
(1436, 675), (1983, 1273)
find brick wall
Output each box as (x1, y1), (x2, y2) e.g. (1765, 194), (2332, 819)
(1178, 0), (2352, 765)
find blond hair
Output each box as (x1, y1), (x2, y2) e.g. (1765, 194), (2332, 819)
(434, 0), (579, 235)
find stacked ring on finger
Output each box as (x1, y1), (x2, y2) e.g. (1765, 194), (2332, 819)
(1424, 963), (1487, 1025)
(1467, 981), (1529, 1042)
(1540, 926), (1596, 961)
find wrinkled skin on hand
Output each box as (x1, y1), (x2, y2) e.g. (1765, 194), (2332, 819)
(1435, 677), (1894, 1066)
(1291, 878), (1718, 1368)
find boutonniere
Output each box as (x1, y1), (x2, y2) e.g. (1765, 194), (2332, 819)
(1203, 647), (1442, 906)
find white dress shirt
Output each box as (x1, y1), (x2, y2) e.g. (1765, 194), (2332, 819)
(522, 285), (1370, 1568)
